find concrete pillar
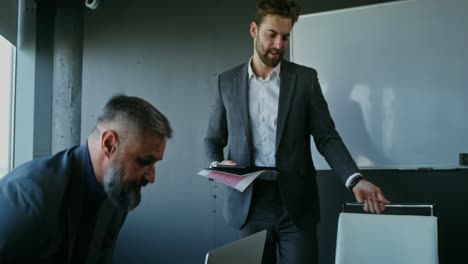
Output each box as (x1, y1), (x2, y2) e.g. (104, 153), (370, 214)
(52, 4), (83, 153)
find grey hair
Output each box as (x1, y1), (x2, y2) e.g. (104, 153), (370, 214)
(96, 94), (172, 140)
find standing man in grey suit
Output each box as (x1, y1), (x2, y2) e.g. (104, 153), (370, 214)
(0, 95), (172, 263)
(204, 0), (389, 263)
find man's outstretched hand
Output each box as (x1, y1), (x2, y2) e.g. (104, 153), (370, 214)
(352, 179), (390, 214)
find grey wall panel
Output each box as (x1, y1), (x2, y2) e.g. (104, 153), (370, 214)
(81, 0), (251, 262)
(79, 0), (461, 263)
(32, 5), (54, 159)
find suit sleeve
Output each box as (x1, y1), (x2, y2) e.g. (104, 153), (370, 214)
(307, 70), (360, 182)
(204, 74), (228, 165)
(0, 180), (45, 262)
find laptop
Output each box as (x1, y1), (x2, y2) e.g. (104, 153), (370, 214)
(204, 230), (267, 264)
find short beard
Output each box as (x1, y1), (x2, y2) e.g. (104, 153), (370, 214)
(255, 40), (283, 68)
(103, 158), (141, 211)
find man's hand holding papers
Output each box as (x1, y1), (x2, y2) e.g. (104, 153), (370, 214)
(198, 163), (276, 192)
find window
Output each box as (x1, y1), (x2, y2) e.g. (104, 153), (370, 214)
(0, 34), (15, 178)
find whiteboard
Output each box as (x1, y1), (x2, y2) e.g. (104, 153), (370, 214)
(290, 0), (468, 169)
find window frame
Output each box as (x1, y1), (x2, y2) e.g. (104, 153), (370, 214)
(0, 35), (16, 177)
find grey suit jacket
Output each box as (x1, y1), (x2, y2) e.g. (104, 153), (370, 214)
(204, 60), (359, 229)
(0, 144), (127, 264)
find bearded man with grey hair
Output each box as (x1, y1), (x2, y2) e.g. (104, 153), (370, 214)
(0, 95), (172, 264)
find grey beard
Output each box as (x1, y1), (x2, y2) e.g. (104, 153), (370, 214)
(103, 162), (141, 211)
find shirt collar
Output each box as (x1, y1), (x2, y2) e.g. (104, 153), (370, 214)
(248, 57), (281, 81)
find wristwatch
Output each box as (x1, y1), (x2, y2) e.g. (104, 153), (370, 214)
(348, 175), (364, 191)
(210, 161), (220, 168)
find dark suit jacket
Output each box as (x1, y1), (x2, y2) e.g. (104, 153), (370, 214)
(204, 60), (359, 229)
(0, 144), (127, 264)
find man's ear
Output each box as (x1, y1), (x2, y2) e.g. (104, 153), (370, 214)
(250, 21), (258, 39)
(101, 130), (118, 158)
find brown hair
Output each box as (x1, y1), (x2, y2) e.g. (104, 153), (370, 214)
(254, 0), (301, 26)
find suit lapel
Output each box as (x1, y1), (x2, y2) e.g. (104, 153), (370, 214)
(276, 61), (296, 151)
(68, 193), (82, 261)
(235, 64), (253, 159)
(67, 146), (86, 261)
(235, 64), (250, 136)
(84, 199), (116, 264)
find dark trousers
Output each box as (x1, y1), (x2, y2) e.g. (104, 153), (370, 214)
(239, 180), (317, 264)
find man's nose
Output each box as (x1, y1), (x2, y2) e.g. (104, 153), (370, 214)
(144, 165), (156, 184)
(273, 36), (283, 49)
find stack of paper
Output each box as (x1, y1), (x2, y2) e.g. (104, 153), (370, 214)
(198, 168), (269, 192)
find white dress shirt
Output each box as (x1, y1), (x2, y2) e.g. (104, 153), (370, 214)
(248, 59), (281, 167)
(246, 58), (361, 187)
